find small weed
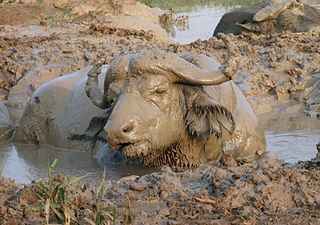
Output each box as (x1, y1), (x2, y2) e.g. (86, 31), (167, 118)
(84, 167), (115, 225)
(41, 0), (76, 24)
(33, 159), (86, 224)
(0, 0), (16, 5)
(36, 0), (45, 5)
(143, 0), (152, 7)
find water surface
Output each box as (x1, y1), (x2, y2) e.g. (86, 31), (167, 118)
(172, 6), (227, 44)
(0, 143), (158, 183)
(1, 128), (318, 184)
(266, 131), (319, 164)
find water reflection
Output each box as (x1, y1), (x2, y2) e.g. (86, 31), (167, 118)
(1, 128), (319, 184)
(266, 131), (319, 164)
(0, 143), (158, 184)
(172, 6), (227, 44)
(146, 0), (260, 12)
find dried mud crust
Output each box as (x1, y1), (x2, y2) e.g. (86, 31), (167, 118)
(0, 153), (319, 225)
(0, 0), (139, 25)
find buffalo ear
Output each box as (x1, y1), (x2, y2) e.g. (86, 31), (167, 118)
(183, 88), (235, 139)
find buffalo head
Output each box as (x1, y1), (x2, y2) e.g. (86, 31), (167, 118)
(85, 39), (259, 167)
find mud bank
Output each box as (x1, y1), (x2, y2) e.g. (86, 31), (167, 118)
(0, 152), (320, 224)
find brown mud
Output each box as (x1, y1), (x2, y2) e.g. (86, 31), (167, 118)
(0, 152), (320, 224)
(0, 0), (320, 224)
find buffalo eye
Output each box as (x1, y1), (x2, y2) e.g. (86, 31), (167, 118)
(154, 88), (167, 95)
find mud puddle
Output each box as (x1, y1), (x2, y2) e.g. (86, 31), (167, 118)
(0, 142), (158, 184)
(266, 130), (319, 163)
(172, 6), (227, 44)
(0, 129), (318, 183)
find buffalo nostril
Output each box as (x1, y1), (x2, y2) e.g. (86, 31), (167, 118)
(122, 121), (134, 133)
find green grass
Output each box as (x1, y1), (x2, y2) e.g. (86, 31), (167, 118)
(41, 0), (76, 23)
(140, 0), (260, 12)
(33, 159), (86, 224)
(33, 159), (117, 225)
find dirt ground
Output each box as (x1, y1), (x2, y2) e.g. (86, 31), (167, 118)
(0, 152), (320, 225)
(0, 0), (320, 224)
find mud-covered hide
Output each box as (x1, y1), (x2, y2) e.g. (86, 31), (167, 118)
(85, 51), (266, 167)
(213, 1), (320, 35)
(14, 66), (108, 150)
(0, 102), (14, 143)
(303, 73), (320, 118)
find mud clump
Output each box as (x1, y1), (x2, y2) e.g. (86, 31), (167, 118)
(0, 153), (320, 224)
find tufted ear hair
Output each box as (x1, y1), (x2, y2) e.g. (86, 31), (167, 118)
(183, 87), (235, 140)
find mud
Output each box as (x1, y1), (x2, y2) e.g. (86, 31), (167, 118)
(0, 152), (320, 224)
(0, 0), (320, 223)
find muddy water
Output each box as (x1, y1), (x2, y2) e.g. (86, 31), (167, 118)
(172, 6), (227, 44)
(266, 131), (319, 163)
(0, 130), (318, 183)
(0, 143), (158, 183)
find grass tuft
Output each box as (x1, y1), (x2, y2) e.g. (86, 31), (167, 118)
(33, 159), (86, 224)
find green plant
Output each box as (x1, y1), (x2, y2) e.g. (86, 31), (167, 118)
(36, 0), (45, 5)
(84, 168), (116, 225)
(143, 0), (152, 7)
(42, 0), (76, 23)
(0, 0), (16, 5)
(33, 159), (86, 224)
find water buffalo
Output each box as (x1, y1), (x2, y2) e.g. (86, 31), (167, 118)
(85, 42), (266, 167)
(15, 40), (266, 166)
(213, 0), (320, 35)
(14, 66), (108, 150)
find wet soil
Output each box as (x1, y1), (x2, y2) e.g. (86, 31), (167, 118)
(0, 153), (320, 224)
(0, 0), (320, 224)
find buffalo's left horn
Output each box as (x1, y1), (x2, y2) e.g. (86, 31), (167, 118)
(155, 37), (239, 85)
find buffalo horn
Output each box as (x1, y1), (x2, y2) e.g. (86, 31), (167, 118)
(156, 37), (239, 85)
(85, 58), (109, 109)
(86, 55), (130, 109)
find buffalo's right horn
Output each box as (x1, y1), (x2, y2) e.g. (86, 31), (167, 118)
(85, 58), (109, 109)
(86, 55), (130, 109)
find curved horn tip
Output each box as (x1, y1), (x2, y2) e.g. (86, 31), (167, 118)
(222, 37), (240, 78)
(85, 59), (107, 109)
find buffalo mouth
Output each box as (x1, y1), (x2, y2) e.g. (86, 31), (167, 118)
(110, 140), (149, 157)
